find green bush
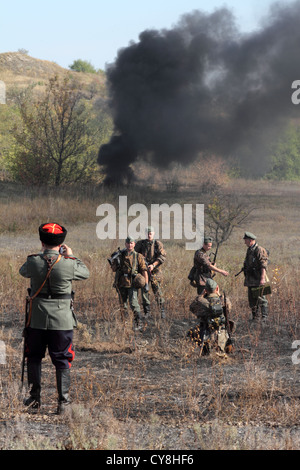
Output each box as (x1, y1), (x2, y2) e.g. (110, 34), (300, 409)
(69, 59), (97, 74)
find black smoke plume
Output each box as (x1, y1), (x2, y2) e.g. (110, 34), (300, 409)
(98, 2), (300, 184)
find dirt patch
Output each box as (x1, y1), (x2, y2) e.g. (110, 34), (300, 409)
(1, 309), (300, 450)
(1, 183), (300, 450)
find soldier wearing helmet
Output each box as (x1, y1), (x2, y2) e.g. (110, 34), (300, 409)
(110, 237), (148, 330)
(188, 279), (233, 356)
(135, 226), (167, 319)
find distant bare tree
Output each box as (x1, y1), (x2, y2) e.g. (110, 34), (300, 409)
(206, 193), (254, 262)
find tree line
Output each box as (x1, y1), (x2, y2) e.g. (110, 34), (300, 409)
(0, 74), (112, 186)
(0, 72), (299, 186)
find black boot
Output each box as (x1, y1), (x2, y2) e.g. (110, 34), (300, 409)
(143, 304), (151, 318)
(133, 312), (143, 331)
(56, 368), (71, 415)
(251, 307), (259, 321)
(261, 304), (268, 322)
(24, 361), (41, 409)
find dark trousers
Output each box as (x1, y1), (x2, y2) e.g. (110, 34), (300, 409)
(25, 327), (74, 369)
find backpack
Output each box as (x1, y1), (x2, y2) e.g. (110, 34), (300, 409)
(209, 297), (223, 318)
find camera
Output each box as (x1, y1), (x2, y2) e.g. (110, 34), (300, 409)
(107, 247), (126, 267)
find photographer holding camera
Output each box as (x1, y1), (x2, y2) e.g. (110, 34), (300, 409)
(19, 223), (89, 414)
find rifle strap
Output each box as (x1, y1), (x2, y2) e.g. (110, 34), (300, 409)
(131, 251), (138, 277)
(25, 254), (62, 327)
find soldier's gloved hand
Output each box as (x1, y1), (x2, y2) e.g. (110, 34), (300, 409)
(144, 283), (149, 292)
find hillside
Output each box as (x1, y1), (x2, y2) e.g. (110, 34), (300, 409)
(0, 52), (107, 99)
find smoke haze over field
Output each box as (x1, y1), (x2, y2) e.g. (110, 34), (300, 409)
(98, 1), (300, 183)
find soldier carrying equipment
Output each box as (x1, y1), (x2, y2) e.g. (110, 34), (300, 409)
(188, 279), (234, 356)
(135, 227), (166, 319)
(109, 237), (148, 330)
(107, 247), (127, 268)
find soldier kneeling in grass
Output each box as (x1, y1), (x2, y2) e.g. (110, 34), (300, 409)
(187, 279), (234, 356)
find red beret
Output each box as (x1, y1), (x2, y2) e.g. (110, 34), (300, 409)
(42, 223), (64, 234)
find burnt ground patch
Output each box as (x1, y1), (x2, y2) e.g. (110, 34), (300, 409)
(2, 309), (300, 450)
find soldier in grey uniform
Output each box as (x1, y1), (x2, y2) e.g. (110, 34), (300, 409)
(135, 227), (167, 319)
(242, 232), (269, 321)
(19, 223), (89, 414)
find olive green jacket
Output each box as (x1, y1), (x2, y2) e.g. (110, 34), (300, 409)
(243, 243), (268, 287)
(19, 249), (90, 330)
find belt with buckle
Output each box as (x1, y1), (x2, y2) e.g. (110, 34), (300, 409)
(36, 293), (72, 299)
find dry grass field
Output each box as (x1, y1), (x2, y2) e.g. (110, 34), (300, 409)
(0, 178), (300, 450)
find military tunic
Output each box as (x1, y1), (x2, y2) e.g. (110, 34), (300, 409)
(243, 243), (268, 287)
(20, 249), (90, 330)
(134, 239), (166, 275)
(243, 243), (269, 313)
(112, 250), (147, 318)
(20, 223), (90, 412)
(192, 248), (213, 294)
(134, 239), (166, 314)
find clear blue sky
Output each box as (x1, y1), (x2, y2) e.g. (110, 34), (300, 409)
(0, 0), (292, 71)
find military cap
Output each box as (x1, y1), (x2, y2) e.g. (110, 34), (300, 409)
(203, 236), (213, 243)
(243, 232), (256, 240)
(126, 236), (135, 243)
(147, 226), (155, 233)
(205, 278), (218, 292)
(39, 223), (67, 246)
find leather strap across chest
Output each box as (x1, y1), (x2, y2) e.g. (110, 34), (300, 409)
(25, 254), (62, 327)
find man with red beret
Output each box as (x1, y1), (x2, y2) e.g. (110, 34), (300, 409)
(19, 223), (89, 414)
